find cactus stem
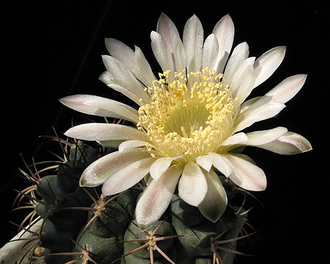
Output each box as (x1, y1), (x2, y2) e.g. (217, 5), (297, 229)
(49, 243), (97, 264)
(114, 220), (182, 264)
(74, 193), (121, 242)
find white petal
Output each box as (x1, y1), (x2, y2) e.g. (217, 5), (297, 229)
(212, 14), (235, 72)
(198, 169), (227, 222)
(64, 123), (150, 142)
(101, 55), (150, 104)
(266, 74), (307, 103)
(135, 166), (182, 229)
(254, 46), (286, 88)
(221, 132), (248, 146)
(59, 94), (139, 123)
(173, 37), (187, 72)
(156, 13), (186, 72)
(245, 126), (288, 146)
(225, 154), (267, 191)
(230, 57), (256, 104)
(196, 155), (213, 172)
(234, 96), (286, 132)
(202, 34), (219, 70)
(104, 38), (156, 87)
(151, 31), (175, 78)
(258, 132), (312, 155)
(196, 153), (234, 177)
(183, 14), (204, 73)
(79, 149), (151, 187)
(99, 71), (143, 106)
(134, 46), (157, 86)
(105, 38), (136, 70)
(178, 162), (208, 206)
(102, 157), (156, 196)
(157, 13), (180, 53)
(224, 42), (249, 84)
(213, 14), (235, 54)
(118, 140), (149, 152)
(239, 96), (261, 112)
(150, 157), (181, 180)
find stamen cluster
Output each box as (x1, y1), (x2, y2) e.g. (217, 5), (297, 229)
(138, 68), (237, 162)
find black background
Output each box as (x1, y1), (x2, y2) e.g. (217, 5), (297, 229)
(2, 0), (328, 263)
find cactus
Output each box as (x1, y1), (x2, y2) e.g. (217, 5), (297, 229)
(1, 12), (312, 264)
(0, 136), (251, 264)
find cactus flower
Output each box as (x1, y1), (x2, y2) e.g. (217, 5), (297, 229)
(61, 13), (312, 229)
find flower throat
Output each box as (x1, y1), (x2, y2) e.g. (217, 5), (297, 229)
(138, 68), (237, 161)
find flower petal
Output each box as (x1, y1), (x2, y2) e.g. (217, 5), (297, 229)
(134, 46), (157, 86)
(178, 162), (208, 206)
(221, 132), (248, 146)
(198, 169), (227, 222)
(157, 13), (180, 53)
(105, 38), (136, 71)
(79, 149), (151, 187)
(202, 34), (219, 70)
(212, 14), (235, 54)
(151, 31), (175, 77)
(59, 94), (139, 123)
(223, 42), (249, 84)
(104, 38), (156, 87)
(150, 157), (181, 180)
(225, 154), (267, 191)
(64, 123), (149, 143)
(254, 46), (286, 88)
(266, 74), (307, 103)
(212, 14), (235, 72)
(196, 153), (234, 178)
(99, 71), (144, 106)
(245, 126), (288, 146)
(101, 55), (150, 104)
(156, 14), (187, 75)
(118, 140), (149, 152)
(102, 156), (156, 196)
(135, 166), (182, 229)
(258, 132), (312, 155)
(173, 37), (187, 72)
(183, 14), (204, 73)
(234, 96), (286, 132)
(230, 57), (256, 104)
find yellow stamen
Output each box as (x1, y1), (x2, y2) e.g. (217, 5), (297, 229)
(138, 68), (237, 163)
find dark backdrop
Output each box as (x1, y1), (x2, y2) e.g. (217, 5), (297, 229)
(2, 0), (328, 263)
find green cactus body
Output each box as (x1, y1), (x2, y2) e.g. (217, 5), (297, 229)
(78, 230), (122, 264)
(12, 141), (249, 264)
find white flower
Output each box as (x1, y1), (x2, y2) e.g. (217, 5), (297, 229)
(60, 13), (312, 229)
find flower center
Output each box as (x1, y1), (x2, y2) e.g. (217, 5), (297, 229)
(138, 68), (237, 162)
